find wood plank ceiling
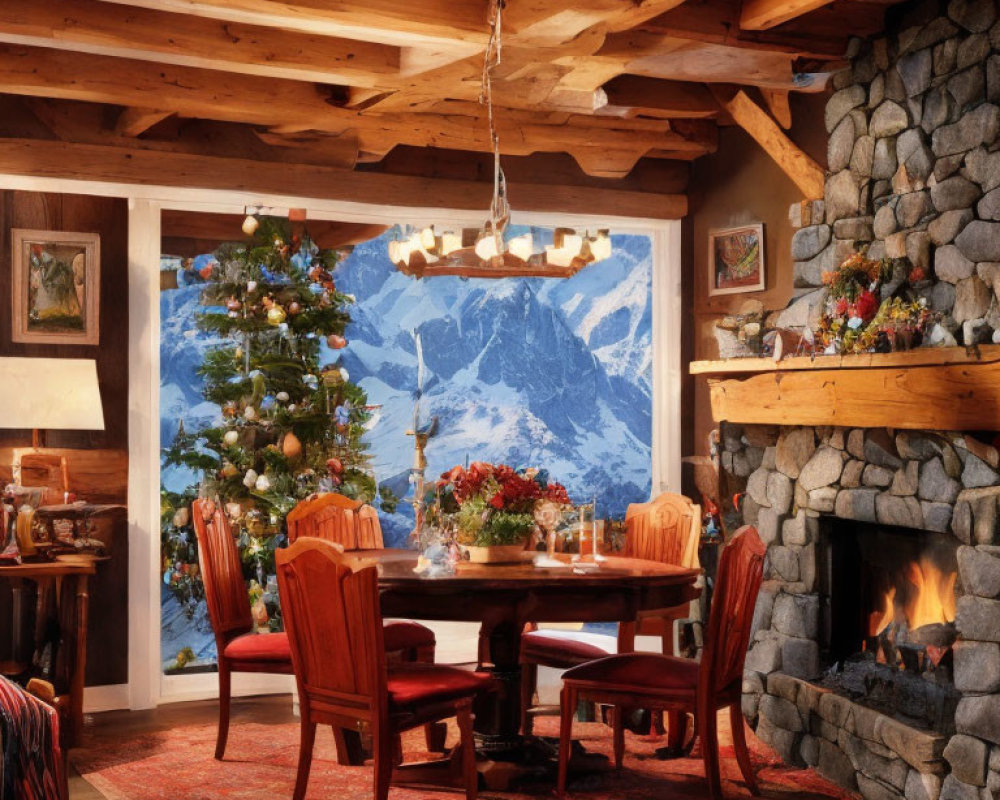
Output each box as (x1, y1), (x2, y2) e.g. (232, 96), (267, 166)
(0, 0), (900, 220)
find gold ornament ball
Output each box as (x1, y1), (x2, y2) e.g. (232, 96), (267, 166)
(266, 305), (287, 326)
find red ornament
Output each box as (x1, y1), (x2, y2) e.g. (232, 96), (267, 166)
(326, 457), (344, 474)
(326, 334), (347, 349)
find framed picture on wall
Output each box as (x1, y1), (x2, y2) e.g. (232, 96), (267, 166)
(11, 229), (101, 346)
(707, 223), (765, 296)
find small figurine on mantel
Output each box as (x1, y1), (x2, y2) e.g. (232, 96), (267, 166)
(713, 299), (771, 358)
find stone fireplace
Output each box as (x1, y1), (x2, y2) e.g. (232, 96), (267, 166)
(721, 422), (1000, 800)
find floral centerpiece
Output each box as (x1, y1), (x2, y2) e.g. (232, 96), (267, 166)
(428, 462), (571, 557)
(816, 252), (934, 354)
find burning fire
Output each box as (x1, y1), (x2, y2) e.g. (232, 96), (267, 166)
(868, 557), (957, 637)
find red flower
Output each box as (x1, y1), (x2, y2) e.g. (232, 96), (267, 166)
(489, 493), (504, 509)
(834, 297), (849, 316)
(909, 266), (926, 282)
(855, 290), (878, 322)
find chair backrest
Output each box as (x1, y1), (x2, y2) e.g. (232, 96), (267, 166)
(191, 498), (253, 644)
(698, 526), (766, 695)
(286, 493), (385, 549)
(624, 492), (700, 569)
(276, 537), (387, 722)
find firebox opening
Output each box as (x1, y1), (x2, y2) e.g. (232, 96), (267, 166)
(817, 519), (961, 733)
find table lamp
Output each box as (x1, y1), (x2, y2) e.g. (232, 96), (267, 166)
(0, 357), (105, 448)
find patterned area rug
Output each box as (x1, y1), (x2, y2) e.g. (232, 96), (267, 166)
(71, 714), (853, 800)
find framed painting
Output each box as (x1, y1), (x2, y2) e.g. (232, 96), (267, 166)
(11, 229), (100, 345)
(707, 224), (765, 296)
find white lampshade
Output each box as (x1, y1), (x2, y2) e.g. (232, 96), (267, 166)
(508, 233), (534, 261)
(590, 231), (612, 262)
(474, 232), (501, 261)
(440, 232), (463, 256)
(0, 358), (105, 431)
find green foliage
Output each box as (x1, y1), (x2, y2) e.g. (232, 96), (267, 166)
(475, 511), (536, 546)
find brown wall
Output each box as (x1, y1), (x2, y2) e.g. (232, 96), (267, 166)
(0, 190), (129, 687)
(683, 92), (829, 463)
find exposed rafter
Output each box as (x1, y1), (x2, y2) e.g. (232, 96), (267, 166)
(0, 137), (689, 218)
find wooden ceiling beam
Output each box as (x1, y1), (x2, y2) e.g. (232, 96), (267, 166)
(0, 137), (688, 219)
(114, 107), (173, 137)
(713, 87), (824, 198)
(93, 0), (490, 49)
(0, 45), (715, 174)
(600, 76), (719, 118)
(0, 0), (403, 87)
(504, 0), (687, 44)
(637, 0), (850, 59)
(160, 210), (388, 251)
(740, 0), (836, 31)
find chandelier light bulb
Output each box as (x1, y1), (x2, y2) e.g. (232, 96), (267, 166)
(590, 230), (612, 263)
(242, 214), (259, 236)
(508, 233), (534, 261)
(475, 232), (502, 261)
(440, 231), (462, 256)
(420, 226), (436, 251)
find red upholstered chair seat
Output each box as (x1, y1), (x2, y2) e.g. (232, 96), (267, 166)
(223, 631), (293, 663)
(520, 630), (614, 667)
(387, 665), (493, 710)
(383, 620), (436, 652)
(562, 652), (700, 694)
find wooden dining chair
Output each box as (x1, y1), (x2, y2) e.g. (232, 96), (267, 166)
(191, 497), (295, 761)
(519, 492), (701, 736)
(287, 492), (441, 750)
(556, 525), (766, 800)
(276, 537), (492, 800)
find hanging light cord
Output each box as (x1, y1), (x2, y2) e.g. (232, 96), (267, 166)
(481, 0), (509, 255)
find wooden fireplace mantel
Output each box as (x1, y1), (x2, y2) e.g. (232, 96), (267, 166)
(690, 345), (1000, 431)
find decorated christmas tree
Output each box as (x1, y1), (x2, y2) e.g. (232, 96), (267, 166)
(162, 216), (377, 592)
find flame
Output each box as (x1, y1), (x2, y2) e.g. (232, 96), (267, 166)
(868, 586), (896, 637)
(869, 557), (956, 637)
(906, 558), (956, 630)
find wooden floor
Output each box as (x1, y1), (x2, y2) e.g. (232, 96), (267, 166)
(69, 695), (296, 799)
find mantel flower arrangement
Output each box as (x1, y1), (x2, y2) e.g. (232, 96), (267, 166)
(429, 462), (571, 547)
(816, 252), (934, 354)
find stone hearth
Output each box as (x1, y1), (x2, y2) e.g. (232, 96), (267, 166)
(722, 422), (1000, 800)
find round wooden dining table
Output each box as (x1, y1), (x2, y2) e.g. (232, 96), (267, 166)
(355, 548), (701, 767)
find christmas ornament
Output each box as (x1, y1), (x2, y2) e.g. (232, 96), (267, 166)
(242, 214), (259, 236)
(220, 462), (239, 478)
(255, 473), (272, 492)
(327, 334), (347, 349)
(266, 305), (287, 326)
(287, 403), (297, 413)
(282, 432), (303, 460)
(288, 301), (302, 315)
(172, 507), (190, 528)
(326, 457), (343, 474)
(246, 280), (258, 292)
(223, 430), (239, 446)
(243, 469), (258, 488)
(276, 391), (290, 403)
(243, 405), (257, 420)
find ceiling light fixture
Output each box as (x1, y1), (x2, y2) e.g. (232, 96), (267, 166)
(388, 0), (612, 279)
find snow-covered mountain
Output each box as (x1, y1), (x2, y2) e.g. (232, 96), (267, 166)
(158, 229), (653, 662)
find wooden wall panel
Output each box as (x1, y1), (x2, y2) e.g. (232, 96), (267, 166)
(0, 190), (129, 687)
